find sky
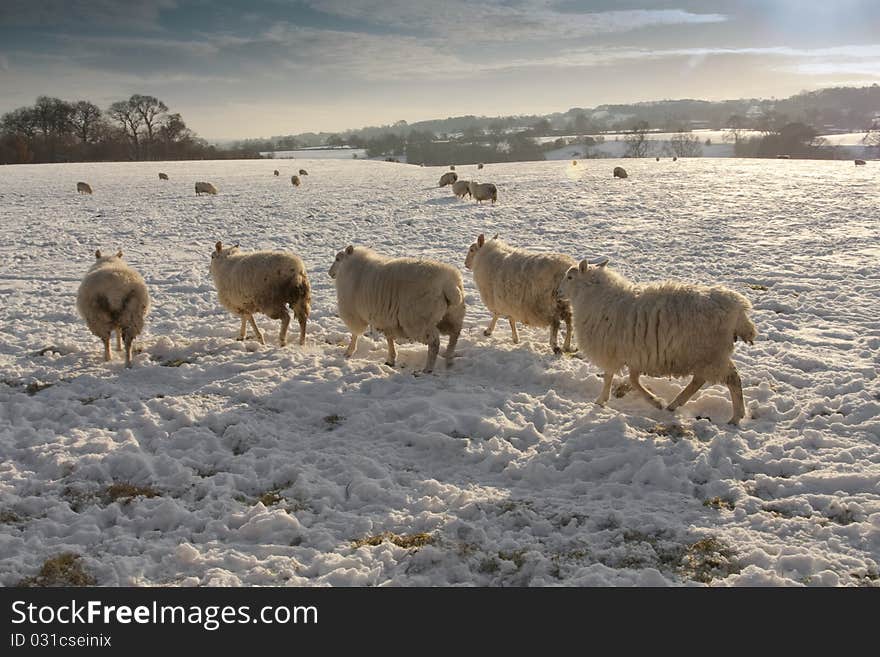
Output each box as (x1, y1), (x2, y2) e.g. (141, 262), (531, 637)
(1, 1), (879, 140)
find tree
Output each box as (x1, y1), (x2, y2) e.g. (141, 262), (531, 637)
(669, 131), (703, 158)
(108, 100), (143, 159)
(129, 94), (168, 159)
(624, 120), (651, 158)
(723, 114), (747, 146)
(70, 101), (103, 144)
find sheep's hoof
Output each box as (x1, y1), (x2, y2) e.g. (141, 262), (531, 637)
(665, 404), (678, 413)
(384, 361), (395, 367)
(236, 336), (245, 341)
(552, 346), (562, 355)
(647, 397), (664, 410)
(594, 398), (607, 406)
(727, 417), (742, 426)
(483, 329), (493, 337)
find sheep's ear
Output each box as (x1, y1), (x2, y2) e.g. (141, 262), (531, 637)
(95, 249), (102, 259)
(579, 259), (590, 273)
(215, 241), (222, 252)
(116, 250), (123, 258)
(477, 234), (484, 247)
(345, 245), (354, 255)
(589, 256), (609, 268)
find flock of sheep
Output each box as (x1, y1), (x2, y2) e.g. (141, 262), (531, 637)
(75, 167), (758, 425)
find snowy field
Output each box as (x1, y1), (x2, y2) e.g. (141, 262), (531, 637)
(0, 157), (878, 586)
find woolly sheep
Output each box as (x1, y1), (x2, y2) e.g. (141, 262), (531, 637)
(449, 165), (456, 171)
(571, 160), (577, 166)
(557, 258), (757, 424)
(439, 172), (458, 187)
(477, 163), (484, 170)
(452, 179), (471, 198)
(468, 181), (497, 203)
(465, 234), (575, 354)
(210, 242), (311, 347)
(274, 170), (280, 176)
(328, 246), (465, 373)
(613, 167), (627, 179)
(195, 181), (217, 195)
(77, 182), (92, 194)
(855, 159), (866, 166)
(291, 175), (301, 187)
(76, 249), (150, 368)
(299, 169), (309, 175)
(158, 172), (169, 180)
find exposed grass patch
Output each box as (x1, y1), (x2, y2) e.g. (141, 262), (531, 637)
(103, 483), (161, 505)
(17, 553), (96, 587)
(647, 422), (695, 440)
(679, 537), (740, 584)
(161, 358), (190, 367)
(353, 532), (433, 550)
(612, 380), (632, 398)
(0, 510), (22, 523)
(748, 284), (769, 291)
(703, 497), (735, 511)
(449, 430), (470, 440)
(26, 381), (55, 395)
(258, 490), (283, 507)
(323, 414), (344, 429)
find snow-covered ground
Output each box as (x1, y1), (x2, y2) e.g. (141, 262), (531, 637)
(0, 157), (878, 586)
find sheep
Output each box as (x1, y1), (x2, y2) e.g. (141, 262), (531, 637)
(274, 170), (280, 176)
(158, 172), (169, 181)
(299, 169), (309, 175)
(468, 181), (497, 203)
(557, 258), (757, 424)
(439, 172), (458, 187)
(195, 181), (217, 195)
(328, 246), (465, 373)
(477, 163), (484, 170)
(449, 165), (456, 171)
(572, 160), (577, 166)
(855, 159), (866, 166)
(613, 166), (628, 179)
(452, 179), (471, 198)
(291, 175), (301, 187)
(210, 242), (311, 347)
(77, 182), (93, 194)
(76, 249), (150, 368)
(465, 234), (575, 354)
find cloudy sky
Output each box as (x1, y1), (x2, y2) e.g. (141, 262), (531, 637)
(1, 1), (878, 140)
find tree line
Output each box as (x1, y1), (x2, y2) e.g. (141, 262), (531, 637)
(0, 95), (262, 164)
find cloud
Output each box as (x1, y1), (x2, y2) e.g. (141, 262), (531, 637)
(0, 0), (178, 30)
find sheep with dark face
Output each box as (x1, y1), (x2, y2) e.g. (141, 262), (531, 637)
(328, 246), (465, 373)
(158, 172), (169, 181)
(77, 182), (93, 194)
(468, 181), (497, 203)
(210, 242), (311, 347)
(195, 182), (217, 195)
(439, 172), (458, 187)
(76, 249), (150, 367)
(613, 167), (627, 179)
(557, 258), (756, 424)
(291, 175), (301, 187)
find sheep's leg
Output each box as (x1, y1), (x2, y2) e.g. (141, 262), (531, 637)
(123, 333), (134, 369)
(725, 365), (746, 425)
(115, 328), (123, 352)
(278, 309), (290, 347)
(294, 306), (307, 346)
(563, 316), (574, 352)
(385, 336), (397, 367)
(344, 333), (359, 358)
(237, 316), (247, 340)
(101, 336), (112, 362)
(550, 318), (561, 355)
(629, 370), (664, 409)
(248, 315), (265, 345)
(424, 332), (441, 373)
(666, 375), (706, 412)
(596, 371), (614, 406)
(483, 314), (498, 337)
(509, 318), (519, 344)
(444, 328), (460, 367)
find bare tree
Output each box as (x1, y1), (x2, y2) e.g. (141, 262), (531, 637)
(129, 94), (168, 160)
(669, 131), (703, 157)
(108, 100), (143, 159)
(71, 101), (103, 144)
(624, 120), (651, 158)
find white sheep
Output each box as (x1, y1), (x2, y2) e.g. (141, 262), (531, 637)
(477, 163), (484, 170)
(557, 258), (757, 424)
(299, 169), (309, 176)
(328, 246), (465, 373)
(291, 175), (301, 187)
(76, 249), (150, 368)
(158, 172), (169, 181)
(468, 181), (497, 203)
(452, 179), (471, 198)
(613, 167), (627, 179)
(439, 172), (458, 187)
(195, 181), (217, 195)
(210, 242), (311, 347)
(273, 170), (280, 176)
(77, 182), (92, 194)
(465, 234), (575, 354)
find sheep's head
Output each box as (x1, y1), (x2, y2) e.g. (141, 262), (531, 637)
(211, 241), (240, 262)
(464, 233), (498, 270)
(557, 257), (609, 299)
(329, 245), (354, 279)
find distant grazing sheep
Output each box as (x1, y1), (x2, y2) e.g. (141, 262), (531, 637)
(76, 249), (150, 368)
(468, 181), (497, 203)
(466, 234), (575, 354)
(439, 172), (458, 187)
(558, 258), (756, 424)
(656, 157), (660, 162)
(195, 182), (217, 195)
(158, 172), (169, 181)
(274, 170), (280, 176)
(299, 169), (309, 175)
(776, 155), (790, 159)
(452, 179), (471, 198)
(291, 175), (301, 187)
(329, 245), (465, 373)
(210, 242), (311, 347)
(77, 182), (92, 194)
(855, 159), (866, 165)
(613, 167), (627, 179)
(450, 165), (456, 171)
(572, 160), (578, 166)
(477, 163), (484, 170)
(673, 156), (678, 162)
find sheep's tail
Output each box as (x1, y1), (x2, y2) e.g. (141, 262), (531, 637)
(735, 310), (757, 345)
(443, 277), (464, 308)
(289, 270), (312, 317)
